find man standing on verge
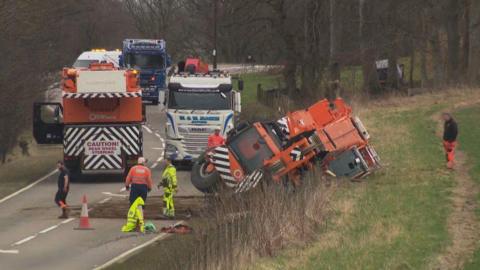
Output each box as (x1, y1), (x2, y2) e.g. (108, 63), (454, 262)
(55, 161), (70, 219)
(125, 157), (153, 205)
(159, 155), (178, 218)
(442, 112), (458, 169)
(207, 128), (225, 149)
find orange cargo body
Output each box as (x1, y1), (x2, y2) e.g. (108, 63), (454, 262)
(63, 97), (143, 124)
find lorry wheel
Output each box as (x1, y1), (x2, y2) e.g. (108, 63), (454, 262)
(191, 157), (220, 193)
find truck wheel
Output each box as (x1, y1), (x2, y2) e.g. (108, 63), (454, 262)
(191, 156), (220, 193)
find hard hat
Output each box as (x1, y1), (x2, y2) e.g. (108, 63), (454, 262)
(138, 157), (146, 164)
(145, 221), (157, 233)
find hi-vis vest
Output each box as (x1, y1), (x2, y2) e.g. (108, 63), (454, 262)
(161, 165), (177, 191)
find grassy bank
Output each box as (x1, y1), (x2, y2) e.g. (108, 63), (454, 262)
(454, 105), (480, 269)
(0, 134), (61, 198)
(255, 98), (455, 269)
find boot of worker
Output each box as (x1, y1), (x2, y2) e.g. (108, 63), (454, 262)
(58, 208), (68, 219)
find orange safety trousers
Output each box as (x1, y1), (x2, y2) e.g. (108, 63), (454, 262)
(443, 140), (457, 168)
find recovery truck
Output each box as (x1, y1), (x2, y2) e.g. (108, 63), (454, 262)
(33, 62), (144, 179)
(121, 39), (171, 105)
(191, 98), (380, 193)
(165, 59), (242, 165)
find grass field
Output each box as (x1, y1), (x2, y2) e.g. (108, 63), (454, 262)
(255, 98), (457, 269)
(454, 106), (480, 270)
(0, 134), (61, 199)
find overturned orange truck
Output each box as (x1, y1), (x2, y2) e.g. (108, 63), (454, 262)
(191, 98), (380, 193)
(33, 63), (144, 179)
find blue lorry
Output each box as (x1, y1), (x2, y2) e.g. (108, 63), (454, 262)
(121, 39), (171, 105)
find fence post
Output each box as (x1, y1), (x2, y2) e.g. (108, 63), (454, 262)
(257, 83), (263, 103)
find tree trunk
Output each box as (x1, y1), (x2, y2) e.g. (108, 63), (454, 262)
(359, 0), (378, 93)
(446, 0), (461, 83)
(468, 0), (480, 84)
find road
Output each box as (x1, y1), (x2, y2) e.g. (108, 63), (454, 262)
(0, 104), (201, 270)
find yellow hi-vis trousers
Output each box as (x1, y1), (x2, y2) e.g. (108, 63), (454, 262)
(121, 197), (145, 233)
(163, 189), (174, 217)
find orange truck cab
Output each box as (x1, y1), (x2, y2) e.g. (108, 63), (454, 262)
(191, 98), (380, 193)
(33, 63), (144, 179)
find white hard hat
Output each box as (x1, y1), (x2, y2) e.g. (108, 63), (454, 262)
(138, 157), (146, 164)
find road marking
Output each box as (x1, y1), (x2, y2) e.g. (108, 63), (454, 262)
(39, 225), (58, 234)
(155, 133), (162, 138)
(142, 126), (153, 134)
(61, 218), (75, 224)
(157, 157), (164, 162)
(99, 197), (112, 204)
(120, 187), (126, 192)
(102, 192), (127, 198)
(0, 249), (19, 254)
(13, 235), (36, 246)
(0, 169), (57, 205)
(150, 163), (158, 169)
(93, 221), (184, 270)
(152, 147), (164, 150)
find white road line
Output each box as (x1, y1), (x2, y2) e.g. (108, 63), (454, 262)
(152, 147), (164, 150)
(150, 163), (158, 169)
(155, 133), (162, 138)
(142, 126), (153, 134)
(93, 221), (184, 270)
(13, 235), (36, 246)
(102, 192), (127, 198)
(61, 218), (75, 224)
(99, 197), (112, 204)
(0, 249), (19, 254)
(39, 225), (58, 234)
(157, 157), (164, 162)
(0, 169), (57, 205)
(120, 187), (126, 192)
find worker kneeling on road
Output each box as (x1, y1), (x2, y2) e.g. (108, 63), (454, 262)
(125, 157), (153, 206)
(121, 196), (145, 233)
(159, 155), (178, 218)
(207, 128), (225, 149)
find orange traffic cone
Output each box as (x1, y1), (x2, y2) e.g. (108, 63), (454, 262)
(75, 195), (94, 230)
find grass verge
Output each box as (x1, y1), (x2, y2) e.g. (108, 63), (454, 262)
(255, 101), (454, 269)
(0, 133), (61, 198)
(454, 105), (480, 270)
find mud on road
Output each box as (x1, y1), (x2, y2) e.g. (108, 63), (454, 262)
(89, 195), (209, 220)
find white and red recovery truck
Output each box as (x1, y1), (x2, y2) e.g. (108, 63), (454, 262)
(33, 63), (144, 179)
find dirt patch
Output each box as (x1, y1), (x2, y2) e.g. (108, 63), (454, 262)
(429, 106), (480, 270)
(89, 195), (208, 220)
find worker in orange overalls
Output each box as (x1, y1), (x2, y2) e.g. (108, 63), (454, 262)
(442, 113), (458, 169)
(125, 157), (153, 205)
(207, 128), (225, 149)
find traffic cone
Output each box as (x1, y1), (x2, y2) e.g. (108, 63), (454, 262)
(75, 195), (94, 230)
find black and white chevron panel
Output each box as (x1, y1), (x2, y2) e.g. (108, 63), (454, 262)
(212, 146), (237, 188)
(63, 125), (142, 157)
(62, 91), (142, 99)
(290, 147), (304, 161)
(84, 154), (123, 170)
(234, 170), (263, 193)
(277, 117), (290, 138)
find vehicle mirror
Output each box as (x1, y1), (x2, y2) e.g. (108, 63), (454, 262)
(238, 79), (244, 91)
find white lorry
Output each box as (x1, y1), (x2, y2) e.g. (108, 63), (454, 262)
(164, 72), (242, 164)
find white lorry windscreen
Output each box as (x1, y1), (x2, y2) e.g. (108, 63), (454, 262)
(168, 90), (231, 110)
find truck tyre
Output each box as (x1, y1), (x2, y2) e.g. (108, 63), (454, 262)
(191, 156), (220, 193)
